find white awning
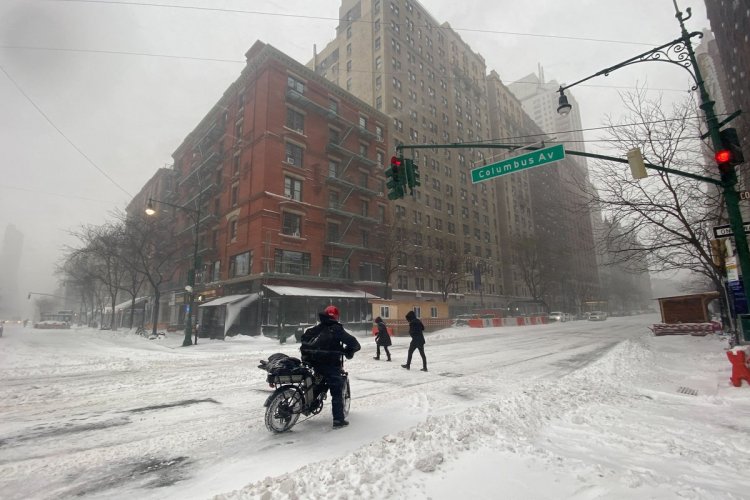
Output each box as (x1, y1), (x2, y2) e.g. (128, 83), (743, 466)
(264, 285), (379, 299)
(114, 297), (148, 312)
(199, 293), (257, 307)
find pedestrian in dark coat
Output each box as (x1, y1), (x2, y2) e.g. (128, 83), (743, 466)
(402, 310), (427, 371)
(373, 316), (392, 361)
(300, 305), (361, 429)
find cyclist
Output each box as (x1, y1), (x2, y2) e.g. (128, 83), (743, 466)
(300, 305), (360, 428)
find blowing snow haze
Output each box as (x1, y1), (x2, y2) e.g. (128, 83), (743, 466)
(0, 0), (709, 319)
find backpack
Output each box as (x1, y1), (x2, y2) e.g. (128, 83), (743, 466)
(300, 324), (336, 364)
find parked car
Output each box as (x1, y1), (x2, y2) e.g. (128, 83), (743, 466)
(549, 311), (565, 322)
(588, 311), (608, 321)
(453, 314), (479, 327)
(33, 320), (70, 329)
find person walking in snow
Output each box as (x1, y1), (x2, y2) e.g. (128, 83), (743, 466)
(402, 310), (427, 372)
(373, 316), (392, 361)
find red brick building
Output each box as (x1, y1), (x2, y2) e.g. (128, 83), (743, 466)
(163, 41), (389, 338)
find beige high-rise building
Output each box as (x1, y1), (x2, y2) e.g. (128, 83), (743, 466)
(311, 0), (503, 310)
(311, 0), (599, 314)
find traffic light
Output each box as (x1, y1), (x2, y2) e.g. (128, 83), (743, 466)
(627, 148), (647, 180)
(716, 127), (744, 174)
(404, 159), (421, 194)
(386, 155), (405, 200)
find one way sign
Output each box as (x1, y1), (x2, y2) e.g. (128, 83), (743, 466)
(713, 223), (750, 239)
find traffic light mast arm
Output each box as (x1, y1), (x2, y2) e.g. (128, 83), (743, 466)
(396, 142), (722, 186)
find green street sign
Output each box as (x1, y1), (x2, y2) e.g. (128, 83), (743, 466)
(470, 144), (566, 183)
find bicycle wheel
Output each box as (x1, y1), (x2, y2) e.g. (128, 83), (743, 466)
(342, 378), (351, 417)
(265, 387), (303, 433)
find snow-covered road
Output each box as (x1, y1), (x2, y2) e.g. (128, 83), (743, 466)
(2, 316), (749, 499)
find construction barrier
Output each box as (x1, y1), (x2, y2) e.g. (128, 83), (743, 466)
(649, 322), (719, 336)
(466, 316), (547, 328)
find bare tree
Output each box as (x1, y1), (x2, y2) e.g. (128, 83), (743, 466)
(123, 212), (180, 336)
(586, 89), (723, 307)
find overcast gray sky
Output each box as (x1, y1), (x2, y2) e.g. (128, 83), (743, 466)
(0, 0), (709, 316)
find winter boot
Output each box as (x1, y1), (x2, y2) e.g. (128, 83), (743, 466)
(333, 419), (349, 429)
(373, 356), (380, 360)
(401, 364), (410, 370)
(421, 367), (428, 372)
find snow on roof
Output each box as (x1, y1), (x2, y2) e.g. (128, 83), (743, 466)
(264, 285), (379, 299)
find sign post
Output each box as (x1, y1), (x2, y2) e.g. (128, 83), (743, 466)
(471, 144), (565, 184)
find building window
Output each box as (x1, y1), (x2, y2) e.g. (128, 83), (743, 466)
(229, 251), (251, 277)
(285, 143), (303, 167)
(287, 75), (304, 94)
(286, 108), (304, 133)
(361, 199), (369, 217)
(379, 305), (390, 319)
(362, 230), (369, 247)
(284, 176), (302, 201)
(359, 116), (368, 128)
(229, 219), (238, 242)
(360, 261), (383, 281)
(212, 260), (221, 281)
(274, 249), (311, 275)
(327, 222), (340, 242)
(328, 160), (340, 178)
(329, 190), (340, 209)
(323, 256), (349, 278)
(231, 182), (239, 207)
(282, 212), (302, 236)
(430, 306), (438, 318)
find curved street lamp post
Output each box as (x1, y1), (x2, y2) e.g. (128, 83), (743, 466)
(145, 195), (202, 347)
(556, 1), (749, 332)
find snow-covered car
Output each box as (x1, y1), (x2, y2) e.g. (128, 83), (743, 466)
(588, 311), (607, 321)
(549, 311), (565, 322)
(453, 314), (479, 327)
(33, 320), (70, 329)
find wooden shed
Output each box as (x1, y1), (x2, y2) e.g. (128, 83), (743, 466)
(655, 291), (720, 324)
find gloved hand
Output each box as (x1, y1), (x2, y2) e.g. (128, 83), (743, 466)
(344, 348), (355, 359)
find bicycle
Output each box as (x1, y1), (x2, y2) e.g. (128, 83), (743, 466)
(259, 354), (350, 433)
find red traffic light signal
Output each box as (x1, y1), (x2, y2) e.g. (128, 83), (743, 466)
(716, 149), (732, 165)
(390, 156), (402, 168)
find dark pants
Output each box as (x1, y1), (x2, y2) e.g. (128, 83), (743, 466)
(406, 342), (427, 369)
(376, 345), (391, 359)
(316, 364), (345, 421)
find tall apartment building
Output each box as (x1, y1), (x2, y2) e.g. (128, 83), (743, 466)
(704, 0), (750, 190)
(140, 41), (390, 337)
(508, 67), (588, 175)
(507, 70), (601, 310)
(312, 0), (506, 310)
(311, 0), (602, 314)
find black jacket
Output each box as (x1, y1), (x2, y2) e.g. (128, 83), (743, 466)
(405, 311), (425, 346)
(375, 320), (392, 346)
(301, 313), (361, 367)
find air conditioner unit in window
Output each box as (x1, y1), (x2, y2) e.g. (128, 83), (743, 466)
(292, 231), (300, 237)
(287, 156), (295, 165)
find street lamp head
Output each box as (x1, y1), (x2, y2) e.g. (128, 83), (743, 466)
(557, 90), (572, 116)
(145, 198), (156, 216)
(185, 285), (193, 293)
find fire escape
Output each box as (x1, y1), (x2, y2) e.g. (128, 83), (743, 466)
(286, 87), (383, 280)
(174, 116), (224, 285)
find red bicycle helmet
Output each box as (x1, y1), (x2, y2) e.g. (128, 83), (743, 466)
(324, 305), (340, 321)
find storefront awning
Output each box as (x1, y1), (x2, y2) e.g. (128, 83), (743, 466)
(114, 297), (148, 312)
(199, 293), (258, 307)
(264, 285), (379, 299)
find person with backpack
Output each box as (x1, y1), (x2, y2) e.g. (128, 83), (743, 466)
(300, 305), (361, 428)
(402, 310), (427, 372)
(373, 316), (392, 361)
